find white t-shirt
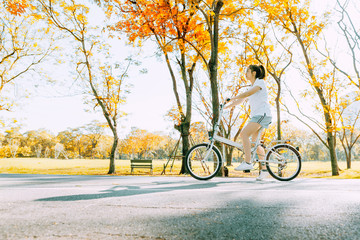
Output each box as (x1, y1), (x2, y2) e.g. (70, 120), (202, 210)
(248, 79), (272, 118)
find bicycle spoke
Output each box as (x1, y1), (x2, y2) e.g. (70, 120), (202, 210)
(202, 161), (212, 174)
(186, 144), (221, 180)
(266, 144), (301, 181)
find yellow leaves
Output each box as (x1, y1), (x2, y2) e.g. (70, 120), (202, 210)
(76, 13), (87, 24)
(339, 100), (350, 110)
(218, 41), (228, 55)
(206, 9), (215, 17)
(81, 49), (90, 57)
(105, 5), (114, 18)
(63, 5), (77, 12)
(166, 106), (182, 125)
(164, 44), (173, 52)
(59, 0), (67, 8)
(31, 13), (42, 21)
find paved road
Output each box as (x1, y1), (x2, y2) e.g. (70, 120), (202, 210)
(0, 174), (360, 240)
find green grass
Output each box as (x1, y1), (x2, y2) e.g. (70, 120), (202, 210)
(0, 158), (182, 176)
(299, 161), (360, 179)
(0, 158), (359, 179)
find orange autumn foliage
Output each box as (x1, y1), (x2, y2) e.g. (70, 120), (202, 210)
(3, 0), (29, 15)
(106, 0), (209, 56)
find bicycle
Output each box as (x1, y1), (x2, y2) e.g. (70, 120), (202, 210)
(185, 100), (302, 181)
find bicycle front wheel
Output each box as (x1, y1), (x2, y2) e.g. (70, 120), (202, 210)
(266, 144), (301, 181)
(185, 143), (222, 180)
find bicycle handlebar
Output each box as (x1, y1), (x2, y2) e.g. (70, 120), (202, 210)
(220, 98), (231, 108)
(211, 98), (237, 137)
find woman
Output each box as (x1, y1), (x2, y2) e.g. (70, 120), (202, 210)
(225, 65), (272, 180)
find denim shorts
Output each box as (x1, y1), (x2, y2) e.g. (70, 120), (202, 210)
(249, 114), (272, 129)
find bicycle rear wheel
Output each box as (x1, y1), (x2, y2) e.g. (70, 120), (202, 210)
(266, 144), (301, 181)
(185, 143), (222, 180)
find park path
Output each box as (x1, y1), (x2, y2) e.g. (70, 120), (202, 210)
(1, 174), (360, 240)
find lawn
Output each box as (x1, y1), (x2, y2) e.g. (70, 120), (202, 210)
(0, 158), (359, 179)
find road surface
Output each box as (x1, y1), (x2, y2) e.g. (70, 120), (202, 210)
(1, 174), (359, 239)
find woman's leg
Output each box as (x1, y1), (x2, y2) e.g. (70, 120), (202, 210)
(240, 122), (262, 164)
(251, 129), (266, 170)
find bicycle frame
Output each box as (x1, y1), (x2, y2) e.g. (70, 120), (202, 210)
(205, 102), (285, 165)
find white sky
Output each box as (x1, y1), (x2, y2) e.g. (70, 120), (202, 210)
(0, 0), (357, 137)
(0, 50), (175, 137)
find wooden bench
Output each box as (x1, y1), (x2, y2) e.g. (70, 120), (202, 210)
(130, 159), (153, 174)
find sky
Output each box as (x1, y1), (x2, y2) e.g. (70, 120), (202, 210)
(0, 0), (358, 138)
(0, 50), (176, 137)
(0, 4), (177, 137)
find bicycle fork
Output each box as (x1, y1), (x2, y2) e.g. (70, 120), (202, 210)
(193, 141), (216, 174)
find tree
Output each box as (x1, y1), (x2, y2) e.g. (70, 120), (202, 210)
(326, 0), (360, 89)
(186, 0), (253, 128)
(189, 121), (208, 145)
(316, 0), (360, 168)
(121, 128), (162, 159)
(337, 95), (360, 169)
(0, 4), (54, 111)
(23, 129), (55, 157)
(259, 0), (340, 175)
(194, 52), (250, 166)
(105, 0), (205, 174)
(199, 0), (224, 131)
(57, 129), (77, 158)
(187, 1), (254, 174)
(3, 124), (22, 158)
(37, 0), (132, 174)
(241, 19), (293, 140)
(54, 142), (68, 159)
(81, 120), (106, 158)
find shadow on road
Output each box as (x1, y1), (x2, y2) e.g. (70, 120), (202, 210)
(0, 173), (112, 188)
(34, 180), (254, 202)
(141, 199), (289, 240)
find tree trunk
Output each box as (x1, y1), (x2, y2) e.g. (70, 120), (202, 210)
(346, 148), (352, 169)
(163, 49), (195, 175)
(327, 133), (339, 176)
(209, 1), (223, 130)
(276, 82), (281, 141)
(176, 121), (191, 174)
(108, 135), (118, 174)
(317, 90), (339, 176)
(208, 1), (224, 176)
(107, 122), (119, 174)
(225, 146), (234, 166)
(339, 128), (355, 170)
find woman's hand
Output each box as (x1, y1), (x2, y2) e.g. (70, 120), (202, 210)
(224, 98), (244, 109)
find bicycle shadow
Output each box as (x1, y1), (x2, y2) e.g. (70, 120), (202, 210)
(34, 180), (241, 202)
(34, 177), (305, 202)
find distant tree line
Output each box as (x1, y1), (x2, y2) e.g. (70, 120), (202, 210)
(1, 121), (358, 164)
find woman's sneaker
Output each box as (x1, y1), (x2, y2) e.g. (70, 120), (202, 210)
(256, 170), (269, 181)
(234, 162), (253, 171)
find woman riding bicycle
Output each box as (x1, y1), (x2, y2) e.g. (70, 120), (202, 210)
(225, 65), (272, 180)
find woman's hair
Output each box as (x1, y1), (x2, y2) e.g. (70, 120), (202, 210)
(249, 65), (266, 79)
